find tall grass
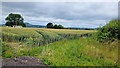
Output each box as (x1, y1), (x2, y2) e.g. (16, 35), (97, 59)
(2, 37), (118, 66)
(40, 37), (118, 66)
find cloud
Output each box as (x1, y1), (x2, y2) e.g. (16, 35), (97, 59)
(2, 2), (118, 28)
(2, 0), (118, 2)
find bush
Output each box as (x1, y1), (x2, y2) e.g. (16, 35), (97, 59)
(97, 19), (119, 43)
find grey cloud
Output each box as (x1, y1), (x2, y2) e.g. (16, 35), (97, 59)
(2, 2), (36, 9)
(2, 2), (118, 28)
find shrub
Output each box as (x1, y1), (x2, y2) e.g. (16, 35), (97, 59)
(97, 19), (119, 43)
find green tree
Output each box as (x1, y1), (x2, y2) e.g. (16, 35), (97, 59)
(47, 22), (53, 28)
(57, 25), (64, 29)
(5, 13), (26, 27)
(53, 24), (64, 29)
(53, 24), (58, 29)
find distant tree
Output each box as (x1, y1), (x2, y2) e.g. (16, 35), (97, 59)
(57, 25), (64, 29)
(5, 13), (26, 27)
(85, 28), (94, 30)
(54, 24), (58, 29)
(53, 24), (64, 29)
(47, 23), (64, 29)
(47, 23), (53, 28)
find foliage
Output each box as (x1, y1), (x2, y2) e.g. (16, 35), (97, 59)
(1, 40), (14, 58)
(47, 23), (53, 28)
(97, 19), (119, 44)
(85, 28), (95, 30)
(0, 30), (1, 58)
(2, 37), (118, 66)
(53, 24), (64, 29)
(41, 37), (118, 66)
(5, 13), (26, 27)
(47, 23), (64, 29)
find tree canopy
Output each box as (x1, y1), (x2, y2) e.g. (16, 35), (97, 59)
(47, 23), (53, 28)
(54, 24), (64, 29)
(47, 22), (64, 29)
(5, 13), (26, 27)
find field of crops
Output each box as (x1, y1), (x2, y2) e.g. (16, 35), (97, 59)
(2, 27), (95, 46)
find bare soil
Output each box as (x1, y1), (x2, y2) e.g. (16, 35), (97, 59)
(2, 56), (48, 67)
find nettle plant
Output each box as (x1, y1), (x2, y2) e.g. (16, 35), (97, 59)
(97, 19), (119, 44)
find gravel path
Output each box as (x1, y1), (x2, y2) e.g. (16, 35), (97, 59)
(2, 56), (48, 67)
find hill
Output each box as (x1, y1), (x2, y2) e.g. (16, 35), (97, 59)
(25, 23), (46, 28)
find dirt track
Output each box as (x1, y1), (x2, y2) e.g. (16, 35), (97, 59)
(2, 56), (48, 67)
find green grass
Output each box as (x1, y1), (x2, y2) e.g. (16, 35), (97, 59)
(2, 37), (118, 66)
(39, 37), (118, 66)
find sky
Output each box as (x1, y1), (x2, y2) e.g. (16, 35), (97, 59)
(2, 2), (118, 28)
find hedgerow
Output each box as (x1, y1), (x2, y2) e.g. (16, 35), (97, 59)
(97, 19), (119, 44)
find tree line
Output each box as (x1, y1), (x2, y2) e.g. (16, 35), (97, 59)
(47, 23), (64, 29)
(5, 13), (64, 29)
